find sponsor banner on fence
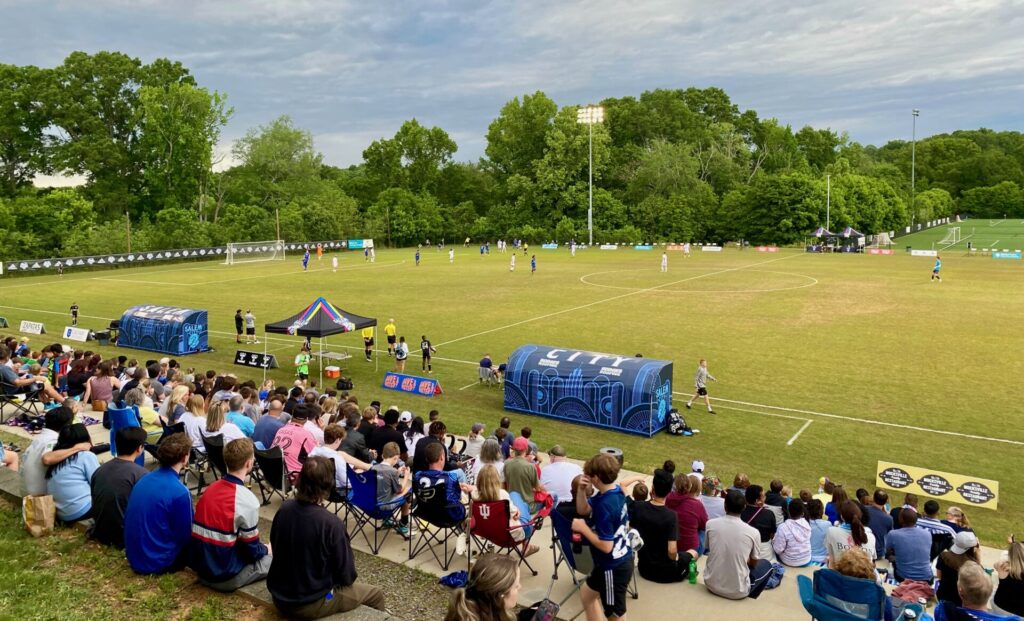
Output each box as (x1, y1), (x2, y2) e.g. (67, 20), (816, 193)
(634, 245), (653, 251)
(63, 326), (90, 342)
(542, 243), (559, 249)
(19, 320), (45, 335)
(868, 248), (895, 255)
(910, 249), (938, 257)
(756, 246), (779, 253)
(876, 461), (999, 510)
(701, 245), (723, 252)
(666, 244), (686, 251)
(381, 371), (442, 397)
(993, 251), (1022, 259)
(233, 350), (279, 369)
(599, 244), (618, 250)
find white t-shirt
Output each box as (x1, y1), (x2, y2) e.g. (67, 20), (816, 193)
(21, 428), (59, 496)
(540, 460), (583, 505)
(179, 411), (207, 450)
(304, 420), (325, 446)
(470, 459), (505, 482)
(701, 494), (727, 520)
(704, 515), (760, 600)
(826, 524), (877, 563)
(310, 445), (348, 489)
(202, 422), (245, 444)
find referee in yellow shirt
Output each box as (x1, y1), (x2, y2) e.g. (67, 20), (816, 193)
(383, 318), (397, 357)
(362, 326), (374, 361)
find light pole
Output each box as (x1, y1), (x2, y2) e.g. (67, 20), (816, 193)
(576, 105), (604, 246)
(826, 174), (831, 231)
(911, 109), (919, 228)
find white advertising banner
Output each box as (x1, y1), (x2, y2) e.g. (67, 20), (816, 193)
(20, 320), (45, 334)
(701, 245), (723, 252)
(910, 249), (938, 257)
(63, 326), (90, 342)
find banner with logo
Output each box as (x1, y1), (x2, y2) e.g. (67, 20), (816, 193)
(701, 245), (723, 252)
(868, 248), (895, 255)
(599, 244), (618, 250)
(541, 243), (558, 249)
(756, 246), (780, 253)
(19, 320), (45, 335)
(233, 350), (279, 369)
(910, 249), (938, 257)
(993, 252), (1022, 259)
(63, 326), (90, 342)
(876, 461), (999, 510)
(382, 372), (442, 397)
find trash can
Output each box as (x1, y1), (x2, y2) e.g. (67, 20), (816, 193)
(95, 330), (111, 346)
(600, 447), (624, 466)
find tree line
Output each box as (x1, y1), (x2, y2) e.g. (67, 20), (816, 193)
(3, 51), (1024, 260)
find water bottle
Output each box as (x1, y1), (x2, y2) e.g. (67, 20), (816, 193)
(902, 609), (917, 620)
(688, 557), (698, 584)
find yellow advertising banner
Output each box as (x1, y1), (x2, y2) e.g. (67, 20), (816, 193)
(876, 461), (999, 510)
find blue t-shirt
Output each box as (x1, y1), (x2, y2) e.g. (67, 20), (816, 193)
(810, 518), (831, 563)
(252, 415), (285, 449)
(227, 411), (255, 437)
(124, 467), (194, 574)
(587, 485), (632, 569)
(48, 451), (100, 521)
(934, 259), (942, 271)
(885, 527), (934, 581)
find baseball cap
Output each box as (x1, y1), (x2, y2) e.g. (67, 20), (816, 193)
(950, 531), (979, 554)
(548, 445), (566, 457)
(399, 411), (413, 423)
(691, 460), (705, 473)
(512, 437), (529, 452)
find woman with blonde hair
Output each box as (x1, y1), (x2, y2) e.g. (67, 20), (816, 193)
(161, 384), (190, 426)
(443, 553), (521, 621)
(469, 439), (504, 482)
(472, 465), (537, 555)
(180, 394), (208, 450)
(993, 538), (1024, 616)
(202, 399), (244, 442)
(943, 506), (973, 533)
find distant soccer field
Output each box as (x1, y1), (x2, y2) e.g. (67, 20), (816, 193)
(900, 218), (1024, 252)
(1, 245), (1022, 542)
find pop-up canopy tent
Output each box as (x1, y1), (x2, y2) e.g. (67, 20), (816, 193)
(503, 344), (673, 437)
(264, 297), (377, 384)
(117, 305), (210, 356)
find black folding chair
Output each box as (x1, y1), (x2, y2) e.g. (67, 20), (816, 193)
(0, 381), (42, 423)
(202, 434), (228, 482)
(408, 471), (467, 570)
(253, 446), (293, 505)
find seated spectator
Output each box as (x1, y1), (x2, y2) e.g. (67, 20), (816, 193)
(885, 508), (934, 583)
(765, 479), (786, 507)
(339, 409), (374, 464)
(226, 395), (256, 438)
(704, 489), (774, 600)
(303, 399), (326, 445)
(729, 472), (750, 495)
(272, 404), (319, 475)
(827, 500), (876, 567)
(473, 463), (535, 548)
(994, 539), (1024, 617)
(252, 397), (286, 449)
(370, 442), (412, 533)
(84, 360), (122, 412)
(403, 415), (425, 459)
(309, 425), (372, 491)
(936, 531), (982, 607)
(807, 499), (831, 565)
(470, 438), (505, 482)
(890, 492), (919, 525)
(356, 406), (378, 440)
(65, 359), (91, 399)
(814, 478), (835, 505)
(0, 443), (17, 472)
(665, 473), (708, 558)
(443, 553), (520, 621)
(124, 433), (194, 574)
(943, 507), (972, 533)
(833, 547), (879, 584)
(632, 468), (697, 583)
(203, 400), (245, 443)
(464, 423), (485, 458)
(540, 444), (582, 505)
(267, 456), (387, 617)
(700, 474), (726, 520)
(918, 500), (958, 537)
(866, 490), (895, 560)
(189, 438), (272, 592)
(740, 484), (777, 559)
(121, 386), (161, 432)
(46, 423), (100, 524)
(773, 499), (812, 567)
(412, 421), (459, 473)
(90, 426), (148, 548)
(689, 459), (704, 483)
(825, 484), (849, 525)
(0, 345), (65, 403)
(368, 409), (406, 462)
(21, 406), (75, 496)
(935, 561), (1020, 621)
(518, 426), (538, 458)
(503, 437), (547, 514)
(160, 385), (189, 426)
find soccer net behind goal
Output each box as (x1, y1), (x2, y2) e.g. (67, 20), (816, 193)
(224, 240), (286, 265)
(938, 227), (961, 247)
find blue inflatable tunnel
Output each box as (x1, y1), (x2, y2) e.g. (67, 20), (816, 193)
(503, 345), (672, 437)
(117, 305), (210, 356)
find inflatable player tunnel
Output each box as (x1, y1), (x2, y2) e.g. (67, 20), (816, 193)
(117, 305), (210, 356)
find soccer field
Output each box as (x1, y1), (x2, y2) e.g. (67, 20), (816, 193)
(2, 246), (1022, 542)
(900, 218), (1024, 252)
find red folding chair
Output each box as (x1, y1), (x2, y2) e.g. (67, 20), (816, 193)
(469, 499), (549, 576)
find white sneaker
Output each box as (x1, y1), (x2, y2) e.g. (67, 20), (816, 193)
(456, 533), (468, 556)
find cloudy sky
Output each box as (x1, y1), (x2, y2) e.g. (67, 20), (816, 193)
(4, 0), (1022, 177)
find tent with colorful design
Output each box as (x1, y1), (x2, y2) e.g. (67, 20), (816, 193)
(264, 297), (378, 381)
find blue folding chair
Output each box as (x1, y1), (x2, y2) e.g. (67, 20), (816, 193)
(347, 465), (408, 554)
(797, 568), (924, 621)
(108, 403), (145, 467)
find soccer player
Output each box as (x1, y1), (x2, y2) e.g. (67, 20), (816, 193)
(531, 254), (536, 274)
(932, 255), (942, 282)
(234, 309), (243, 343)
(415, 248), (421, 266)
(244, 310), (257, 344)
(56, 262), (64, 277)
(361, 326), (374, 362)
(369, 247), (375, 263)
(384, 318), (397, 356)
(331, 255), (338, 272)
(661, 251), (668, 272)
(449, 248), (454, 263)
(685, 358), (717, 414)
(683, 242), (691, 258)
(316, 243), (323, 261)
(571, 241), (576, 257)
(294, 348), (310, 386)
(509, 254), (516, 272)
(301, 248), (310, 271)
(420, 335), (436, 374)
(70, 302), (79, 326)
(364, 247), (369, 262)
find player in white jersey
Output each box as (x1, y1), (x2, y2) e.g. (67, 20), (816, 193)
(660, 251), (668, 272)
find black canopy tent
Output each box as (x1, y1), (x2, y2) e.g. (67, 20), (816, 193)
(263, 297), (378, 385)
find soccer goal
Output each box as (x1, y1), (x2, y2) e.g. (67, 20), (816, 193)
(937, 227), (961, 247)
(224, 240), (286, 265)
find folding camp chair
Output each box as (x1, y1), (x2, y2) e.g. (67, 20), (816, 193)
(107, 403), (145, 467)
(202, 434), (228, 482)
(0, 381), (42, 423)
(324, 458), (350, 520)
(347, 464), (409, 554)
(253, 446), (293, 505)
(469, 499), (547, 576)
(549, 508), (641, 600)
(408, 470), (468, 570)
(797, 568), (924, 620)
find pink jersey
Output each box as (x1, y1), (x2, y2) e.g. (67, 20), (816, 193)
(271, 422), (318, 473)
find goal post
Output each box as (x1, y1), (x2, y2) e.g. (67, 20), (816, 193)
(224, 240), (286, 265)
(938, 227), (961, 246)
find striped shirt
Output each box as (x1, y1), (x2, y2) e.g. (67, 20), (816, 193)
(695, 366), (716, 389)
(189, 474), (268, 582)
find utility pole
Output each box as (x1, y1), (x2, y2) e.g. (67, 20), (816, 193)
(911, 109), (919, 228)
(826, 174), (831, 231)
(126, 211), (132, 253)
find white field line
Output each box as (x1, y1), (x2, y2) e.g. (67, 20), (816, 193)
(940, 233), (973, 252)
(990, 220), (1004, 226)
(93, 277), (194, 286)
(787, 420), (813, 446)
(435, 253), (806, 347)
(991, 240), (1000, 248)
(458, 381), (480, 390)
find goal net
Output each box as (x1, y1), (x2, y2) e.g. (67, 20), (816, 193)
(224, 240), (286, 265)
(938, 227), (961, 246)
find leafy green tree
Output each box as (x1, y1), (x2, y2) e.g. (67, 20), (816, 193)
(441, 201), (479, 242)
(230, 115), (323, 209)
(364, 188), (443, 247)
(959, 181), (1024, 218)
(831, 174), (907, 233)
(0, 64), (53, 196)
(298, 184), (361, 241)
(911, 188), (955, 222)
(61, 219), (131, 256)
(8, 189), (96, 257)
(208, 204), (276, 245)
(796, 126), (844, 173)
(485, 92), (557, 180)
(145, 206), (211, 249)
(724, 173), (825, 244)
(554, 217), (577, 243)
(363, 119), (457, 196)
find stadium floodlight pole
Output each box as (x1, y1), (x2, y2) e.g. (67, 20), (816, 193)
(576, 105), (604, 246)
(911, 109), (919, 228)
(826, 174), (831, 231)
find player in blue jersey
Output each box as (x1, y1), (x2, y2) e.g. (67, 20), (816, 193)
(931, 255), (942, 282)
(573, 453), (634, 621)
(530, 255), (536, 274)
(415, 248), (421, 266)
(302, 248), (309, 271)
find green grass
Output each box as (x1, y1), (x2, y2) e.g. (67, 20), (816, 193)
(2, 245), (1023, 546)
(899, 218), (1024, 252)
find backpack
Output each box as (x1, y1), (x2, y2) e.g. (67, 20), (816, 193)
(336, 377), (354, 391)
(667, 410), (693, 436)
